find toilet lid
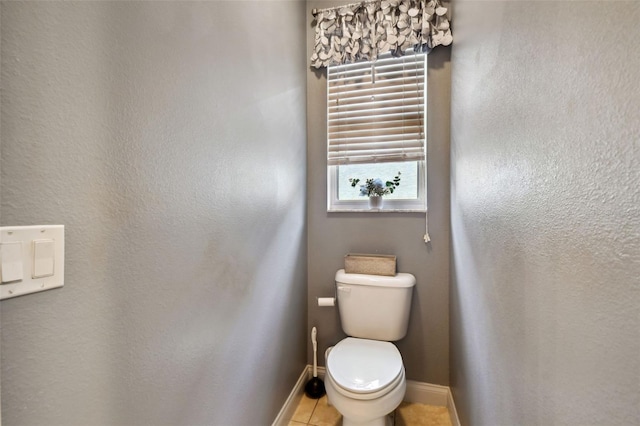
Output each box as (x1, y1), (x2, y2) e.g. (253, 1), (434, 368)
(327, 338), (403, 394)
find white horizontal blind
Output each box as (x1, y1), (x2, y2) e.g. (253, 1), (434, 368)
(327, 52), (426, 166)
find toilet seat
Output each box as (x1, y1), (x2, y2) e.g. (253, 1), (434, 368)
(326, 338), (403, 400)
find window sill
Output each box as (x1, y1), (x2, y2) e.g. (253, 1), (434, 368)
(328, 208), (427, 213)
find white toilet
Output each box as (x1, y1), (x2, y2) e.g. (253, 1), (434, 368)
(324, 269), (416, 426)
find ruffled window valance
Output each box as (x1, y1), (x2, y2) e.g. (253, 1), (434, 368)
(311, 0), (452, 68)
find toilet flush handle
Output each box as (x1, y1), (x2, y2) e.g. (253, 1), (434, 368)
(337, 285), (351, 293)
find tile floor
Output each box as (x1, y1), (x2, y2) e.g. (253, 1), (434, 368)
(288, 394), (452, 426)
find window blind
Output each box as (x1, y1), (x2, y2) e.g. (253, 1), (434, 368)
(327, 52), (426, 166)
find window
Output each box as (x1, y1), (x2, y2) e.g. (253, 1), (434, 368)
(327, 52), (427, 212)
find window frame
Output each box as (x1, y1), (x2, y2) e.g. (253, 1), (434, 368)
(327, 161), (427, 212)
(326, 52), (427, 213)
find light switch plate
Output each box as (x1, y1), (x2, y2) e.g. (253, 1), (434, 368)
(0, 225), (64, 300)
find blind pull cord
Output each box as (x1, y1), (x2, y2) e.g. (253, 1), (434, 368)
(417, 50), (430, 243)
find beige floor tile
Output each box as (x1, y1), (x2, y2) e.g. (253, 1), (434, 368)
(291, 394), (319, 424)
(309, 395), (342, 426)
(287, 421), (308, 426)
(395, 402), (452, 426)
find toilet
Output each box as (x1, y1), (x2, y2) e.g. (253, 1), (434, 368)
(324, 269), (416, 426)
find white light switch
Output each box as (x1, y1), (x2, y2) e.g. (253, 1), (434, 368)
(33, 239), (55, 278)
(0, 225), (64, 300)
(1, 241), (24, 283)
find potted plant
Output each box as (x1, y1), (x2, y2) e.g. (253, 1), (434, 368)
(349, 172), (401, 209)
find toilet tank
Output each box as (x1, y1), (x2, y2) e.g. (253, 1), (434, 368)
(335, 269), (416, 341)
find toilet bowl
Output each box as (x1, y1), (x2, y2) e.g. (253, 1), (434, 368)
(324, 337), (406, 426)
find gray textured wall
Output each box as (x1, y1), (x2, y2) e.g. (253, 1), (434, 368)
(306, 1), (451, 385)
(0, 2), (307, 425)
(450, 1), (640, 425)
(0, 5), (2, 424)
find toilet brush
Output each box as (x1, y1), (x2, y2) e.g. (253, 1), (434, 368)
(304, 327), (325, 399)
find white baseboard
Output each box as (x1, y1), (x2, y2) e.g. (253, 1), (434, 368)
(405, 380), (460, 426)
(271, 365), (311, 426)
(447, 387), (461, 426)
(404, 380), (449, 406)
(272, 365), (460, 426)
